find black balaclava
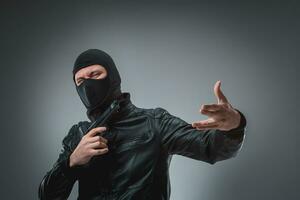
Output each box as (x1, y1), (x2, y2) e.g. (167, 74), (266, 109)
(73, 49), (122, 121)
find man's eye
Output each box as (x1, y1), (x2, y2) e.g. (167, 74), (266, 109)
(77, 80), (83, 85)
(91, 73), (102, 79)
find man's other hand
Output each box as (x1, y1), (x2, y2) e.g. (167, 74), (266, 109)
(192, 80), (241, 132)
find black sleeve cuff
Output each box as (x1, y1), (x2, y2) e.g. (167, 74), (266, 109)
(59, 154), (81, 182)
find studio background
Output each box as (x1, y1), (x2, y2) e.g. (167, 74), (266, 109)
(1, 1), (299, 199)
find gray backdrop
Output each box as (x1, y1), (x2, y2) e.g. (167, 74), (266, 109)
(1, 1), (299, 199)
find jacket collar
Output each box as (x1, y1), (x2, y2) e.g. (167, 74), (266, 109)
(88, 92), (135, 124)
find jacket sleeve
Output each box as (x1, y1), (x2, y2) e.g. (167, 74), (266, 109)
(156, 107), (247, 164)
(38, 124), (82, 200)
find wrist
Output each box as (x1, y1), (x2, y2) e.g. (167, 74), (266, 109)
(232, 109), (241, 129)
(229, 109), (247, 131)
(69, 153), (76, 168)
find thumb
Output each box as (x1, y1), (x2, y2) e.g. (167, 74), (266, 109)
(214, 80), (228, 104)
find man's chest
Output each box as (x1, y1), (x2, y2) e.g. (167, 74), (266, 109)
(78, 115), (162, 189)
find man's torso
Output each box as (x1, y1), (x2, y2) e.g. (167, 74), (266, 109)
(66, 104), (171, 200)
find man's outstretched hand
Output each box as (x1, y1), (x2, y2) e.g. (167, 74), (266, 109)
(192, 80), (241, 132)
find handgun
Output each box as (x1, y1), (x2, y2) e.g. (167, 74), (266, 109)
(85, 99), (121, 133)
(82, 99), (122, 167)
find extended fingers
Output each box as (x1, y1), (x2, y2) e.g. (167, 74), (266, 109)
(200, 104), (221, 112)
(192, 119), (219, 129)
(200, 108), (220, 117)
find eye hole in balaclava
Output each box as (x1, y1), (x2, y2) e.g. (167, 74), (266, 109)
(73, 49), (122, 120)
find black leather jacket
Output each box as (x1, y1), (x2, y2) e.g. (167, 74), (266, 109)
(38, 92), (247, 200)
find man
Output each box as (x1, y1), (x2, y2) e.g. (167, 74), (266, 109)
(38, 49), (247, 200)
